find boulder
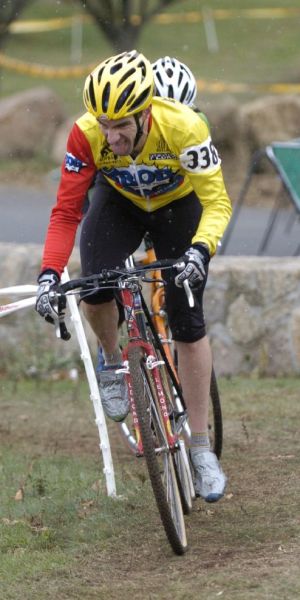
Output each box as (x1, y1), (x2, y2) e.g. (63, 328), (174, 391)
(51, 114), (79, 165)
(239, 95), (300, 155)
(0, 87), (66, 159)
(206, 95), (242, 152)
(1, 244), (300, 377)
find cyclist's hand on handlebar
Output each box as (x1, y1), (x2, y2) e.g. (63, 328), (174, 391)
(174, 243), (210, 289)
(36, 270), (65, 324)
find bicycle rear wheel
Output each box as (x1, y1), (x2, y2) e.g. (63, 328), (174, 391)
(209, 367), (223, 459)
(143, 294), (223, 459)
(128, 346), (187, 555)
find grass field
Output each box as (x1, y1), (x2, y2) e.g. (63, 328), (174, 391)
(1, 0), (300, 114)
(0, 375), (299, 599)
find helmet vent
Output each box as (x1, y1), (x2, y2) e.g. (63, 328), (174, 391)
(110, 62), (123, 75)
(115, 82), (135, 112)
(118, 68), (135, 86)
(137, 60), (147, 79)
(180, 82), (189, 104)
(128, 51), (138, 63)
(168, 85), (174, 99)
(155, 72), (163, 86)
(130, 86), (152, 111)
(97, 66), (105, 84)
(88, 76), (97, 112)
(102, 81), (111, 111)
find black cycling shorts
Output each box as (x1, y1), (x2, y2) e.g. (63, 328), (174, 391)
(80, 173), (208, 343)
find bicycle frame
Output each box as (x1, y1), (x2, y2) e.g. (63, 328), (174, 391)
(117, 279), (178, 456)
(142, 243), (179, 383)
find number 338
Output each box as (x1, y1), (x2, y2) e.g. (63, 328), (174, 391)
(180, 137), (221, 173)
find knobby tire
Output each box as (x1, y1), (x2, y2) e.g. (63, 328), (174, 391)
(210, 367), (223, 459)
(128, 346), (187, 555)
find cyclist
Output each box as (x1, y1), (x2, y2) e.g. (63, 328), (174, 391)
(152, 55), (210, 126)
(36, 50), (232, 503)
(96, 55), (207, 371)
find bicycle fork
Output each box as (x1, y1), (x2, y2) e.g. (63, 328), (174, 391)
(119, 342), (178, 456)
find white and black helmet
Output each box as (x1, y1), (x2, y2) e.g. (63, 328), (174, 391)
(152, 56), (197, 107)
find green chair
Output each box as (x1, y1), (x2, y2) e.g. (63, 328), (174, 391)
(220, 138), (300, 255)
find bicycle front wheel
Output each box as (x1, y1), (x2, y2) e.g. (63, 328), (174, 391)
(128, 346), (187, 555)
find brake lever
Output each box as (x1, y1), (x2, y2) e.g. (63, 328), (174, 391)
(55, 316), (71, 341)
(53, 293), (71, 341)
(183, 279), (195, 308)
(174, 261), (195, 308)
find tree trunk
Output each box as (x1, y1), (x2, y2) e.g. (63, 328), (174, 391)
(111, 25), (140, 53)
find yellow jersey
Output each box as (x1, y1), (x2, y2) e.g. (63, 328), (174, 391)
(42, 97), (231, 274)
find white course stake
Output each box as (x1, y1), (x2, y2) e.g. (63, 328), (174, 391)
(0, 276), (116, 497)
(61, 268), (116, 497)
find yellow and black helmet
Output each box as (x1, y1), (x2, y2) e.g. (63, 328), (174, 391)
(83, 50), (154, 119)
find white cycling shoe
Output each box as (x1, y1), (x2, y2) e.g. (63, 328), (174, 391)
(190, 449), (227, 503)
(97, 367), (130, 422)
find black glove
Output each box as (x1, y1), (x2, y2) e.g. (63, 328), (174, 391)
(175, 244), (210, 289)
(36, 270), (63, 324)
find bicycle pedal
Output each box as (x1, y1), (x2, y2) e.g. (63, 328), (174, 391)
(115, 360), (129, 374)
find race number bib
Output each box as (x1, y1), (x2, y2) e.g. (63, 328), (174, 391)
(180, 137), (221, 174)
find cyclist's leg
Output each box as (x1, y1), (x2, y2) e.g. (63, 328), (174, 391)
(79, 175), (146, 420)
(147, 195), (210, 431)
(146, 195), (226, 501)
(80, 174), (145, 345)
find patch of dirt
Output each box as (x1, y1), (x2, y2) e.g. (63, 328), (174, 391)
(1, 378), (299, 599)
(0, 388), (132, 463)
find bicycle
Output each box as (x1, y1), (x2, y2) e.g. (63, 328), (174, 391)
(136, 233), (223, 459)
(53, 259), (200, 555)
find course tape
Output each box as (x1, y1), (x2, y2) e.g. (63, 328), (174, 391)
(2, 7), (300, 88)
(0, 50), (299, 94)
(196, 79), (300, 95)
(9, 8), (300, 33)
(0, 52), (97, 78)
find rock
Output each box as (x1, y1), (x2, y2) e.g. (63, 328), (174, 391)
(240, 95), (300, 155)
(0, 87), (66, 159)
(1, 245), (300, 376)
(206, 95), (242, 151)
(51, 115), (79, 164)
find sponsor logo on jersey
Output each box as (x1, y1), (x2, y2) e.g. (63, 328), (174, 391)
(156, 136), (173, 154)
(100, 143), (115, 161)
(102, 164), (183, 198)
(149, 152), (177, 160)
(65, 152), (87, 173)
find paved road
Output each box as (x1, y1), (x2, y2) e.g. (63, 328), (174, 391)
(0, 183), (299, 255)
(0, 183), (55, 245)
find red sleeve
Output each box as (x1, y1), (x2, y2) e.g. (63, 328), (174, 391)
(41, 123), (96, 276)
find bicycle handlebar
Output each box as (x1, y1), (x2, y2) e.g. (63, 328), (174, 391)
(59, 258), (177, 294)
(55, 258), (194, 340)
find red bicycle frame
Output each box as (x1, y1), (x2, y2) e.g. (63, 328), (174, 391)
(120, 283), (177, 455)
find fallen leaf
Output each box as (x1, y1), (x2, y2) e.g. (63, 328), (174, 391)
(91, 479), (104, 492)
(14, 488), (24, 501)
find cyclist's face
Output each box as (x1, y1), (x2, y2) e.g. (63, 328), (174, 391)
(98, 115), (139, 155)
